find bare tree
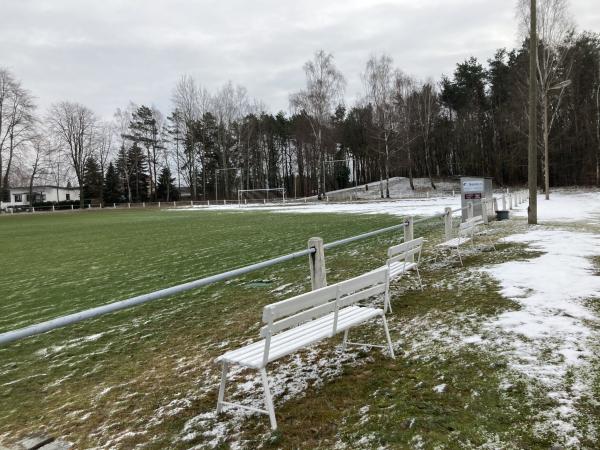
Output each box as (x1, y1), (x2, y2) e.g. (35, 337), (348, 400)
(415, 81), (438, 189)
(363, 54), (396, 198)
(290, 50), (346, 198)
(394, 72), (418, 190)
(26, 134), (54, 204)
(596, 56), (600, 185)
(519, 0), (574, 199)
(213, 81), (248, 198)
(47, 102), (97, 208)
(0, 68), (36, 202)
(172, 75), (210, 200)
(96, 121), (114, 202)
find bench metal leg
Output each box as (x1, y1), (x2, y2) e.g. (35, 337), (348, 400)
(415, 266), (424, 291)
(260, 368), (277, 430)
(487, 234), (497, 251)
(342, 329), (349, 351)
(455, 247), (464, 266)
(216, 362), (229, 414)
(381, 315), (395, 359)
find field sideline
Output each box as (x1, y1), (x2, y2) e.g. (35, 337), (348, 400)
(1, 200), (599, 449)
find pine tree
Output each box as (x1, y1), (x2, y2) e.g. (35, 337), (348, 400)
(83, 157), (104, 202)
(127, 143), (149, 202)
(103, 162), (122, 204)
(157, 167), (179, 201)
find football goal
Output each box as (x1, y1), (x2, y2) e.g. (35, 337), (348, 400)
(238, 188), (286, 205)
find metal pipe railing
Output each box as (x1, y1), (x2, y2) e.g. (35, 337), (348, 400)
(0, 248), (315, 345)
(0, 205), (463, 346)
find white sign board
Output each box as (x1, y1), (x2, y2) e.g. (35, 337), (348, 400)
(462, 180), (484, 193)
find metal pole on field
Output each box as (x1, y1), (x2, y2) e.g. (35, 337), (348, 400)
(528, 0), (538, 224)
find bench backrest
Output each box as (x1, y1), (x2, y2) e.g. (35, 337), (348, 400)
(468, 215), (484, 226)
(387, 237), (423, 264)
(260, 267), (388, 341)
(458, 221), (475, 238)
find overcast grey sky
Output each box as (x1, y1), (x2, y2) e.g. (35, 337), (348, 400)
(1, 0), (598, 119)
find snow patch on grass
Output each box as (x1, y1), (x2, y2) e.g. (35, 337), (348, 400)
(482, 228), (600, 446)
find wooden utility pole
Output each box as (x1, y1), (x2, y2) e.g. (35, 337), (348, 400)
(528, 0), (538, 224)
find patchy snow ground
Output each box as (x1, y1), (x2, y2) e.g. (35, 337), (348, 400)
(481, 229), (600, 446)
(511, 190), (600, 223)
(476, 190), (600, 446)
(185, 196), (462, 218)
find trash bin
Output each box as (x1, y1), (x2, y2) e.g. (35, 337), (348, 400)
(496, 210), (509, 221)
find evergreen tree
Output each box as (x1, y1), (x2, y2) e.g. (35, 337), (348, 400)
(127, 143), (149, 202)
(83, 157), (104, 202)
(103, 162), (122, 204)
(157, 167), (179, 201)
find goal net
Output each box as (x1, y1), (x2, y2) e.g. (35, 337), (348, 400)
(238, 188), (286, 205)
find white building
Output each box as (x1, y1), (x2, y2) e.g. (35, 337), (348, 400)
(1, 185), (80, 209)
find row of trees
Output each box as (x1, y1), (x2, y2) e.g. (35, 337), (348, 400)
(1, 2), (599, 205)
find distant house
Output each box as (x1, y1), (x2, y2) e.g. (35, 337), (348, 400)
(1, 185), (80, 209)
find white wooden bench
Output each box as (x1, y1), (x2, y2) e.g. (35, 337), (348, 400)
(436, 220), (475, 266)
(215, 267), (395, 430)
(467, 215), (496, 250)
(387, 237), (424, 288)
(437, 215), (496, 265)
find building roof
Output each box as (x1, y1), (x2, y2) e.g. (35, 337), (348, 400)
(10, 185), (80, 191)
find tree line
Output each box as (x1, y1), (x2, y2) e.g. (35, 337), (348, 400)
(1, 4), (598, 206)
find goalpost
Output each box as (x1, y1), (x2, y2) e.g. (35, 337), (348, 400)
(238, 188), (286, 205)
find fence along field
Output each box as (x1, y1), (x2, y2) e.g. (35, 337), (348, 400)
(2, 192), (574, 450)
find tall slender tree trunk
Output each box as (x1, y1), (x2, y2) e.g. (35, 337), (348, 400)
(596, 73), (600, 186)
(528, 0), (538, 224)
(384, 133), (390, 198)
(543, 95), (550, 200)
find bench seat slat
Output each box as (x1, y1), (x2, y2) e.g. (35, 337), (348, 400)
(388, 261), (417, 278)
(387, 238), (423, 258)
(217, 306), (382, 368)
(437, 237), (471, 248)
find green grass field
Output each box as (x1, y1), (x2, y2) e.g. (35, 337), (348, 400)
(0, 208), (598, 449)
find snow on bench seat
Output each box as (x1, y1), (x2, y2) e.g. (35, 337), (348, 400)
(215, 267), (394, 430)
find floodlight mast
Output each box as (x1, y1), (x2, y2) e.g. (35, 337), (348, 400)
(528, 0), (538, 225)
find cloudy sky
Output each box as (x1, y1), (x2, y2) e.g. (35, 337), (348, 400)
(1, 0), (598, 119)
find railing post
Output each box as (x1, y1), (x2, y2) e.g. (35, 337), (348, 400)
(482, 199), (489, 224)
(404, 216), (414, 262)
(308, 237), (327, 290)
(444, 207), (453, 240)
(467, 202), (474, 219)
